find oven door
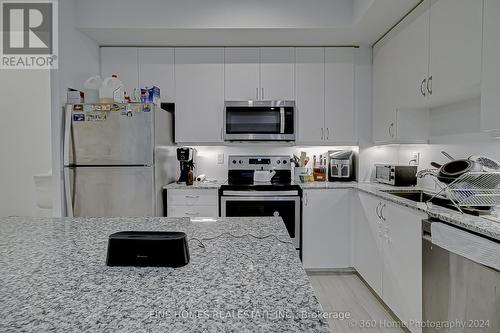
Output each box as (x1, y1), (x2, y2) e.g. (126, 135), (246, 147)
(224, 103), (295, 141)
(220, 195), (300, 249)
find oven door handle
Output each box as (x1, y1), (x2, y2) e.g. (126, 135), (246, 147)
(221, 190), (299, 196)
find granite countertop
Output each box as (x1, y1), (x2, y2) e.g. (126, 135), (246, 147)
(0, 216), (330, 333)
(162, 180), (500, 240)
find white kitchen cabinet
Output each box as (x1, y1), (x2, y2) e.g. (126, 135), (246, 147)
(295, 47), (325, 144)
(354, 192), (384, 296)
(380, 200), (423, 333)
(481, 0), (500, 131)
(260, 47), (295, 100)
(166, 189), (218, 217)
(224, 48), (260, 100)
(302, 189), (352, 269)
(372, 0), (430, 144)
(138, 48), (175, 102)
(324, 47), (356, 143)
(174, 48), (224, 143)
(355, 192), (424, 333)
(428, 0), (483, 106)
(100, 47), (138, 97)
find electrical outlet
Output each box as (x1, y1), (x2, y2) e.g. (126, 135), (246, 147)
(411, 152), (420, 165)
(217, 153), (224, 165)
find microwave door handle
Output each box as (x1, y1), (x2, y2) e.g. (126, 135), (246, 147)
(280, 108), (285, 133)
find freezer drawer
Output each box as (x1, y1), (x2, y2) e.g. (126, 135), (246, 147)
(65, 104), (154, 166)
(65, 166), (154, 217)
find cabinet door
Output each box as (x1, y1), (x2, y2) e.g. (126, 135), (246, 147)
(138, 48), (175, 102)
(260, 47), (295, 100)
(373, 41), (397, 143)
(302, 189), (352, 269)
(428, 0), (483, 105)
(295, 47), (325, 144)
(324, 47), (356, 143)
(354, 192), (383, 296)
(224, 48), (260, 100)
(100, 47), (138, 97)
(392, 0), (430, 109)
(174, 48), (224, 143)
(481, 0), (500, 131)
(381, 201), (423, 333)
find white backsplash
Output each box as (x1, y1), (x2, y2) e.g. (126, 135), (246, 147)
(180, 145), (359, 181)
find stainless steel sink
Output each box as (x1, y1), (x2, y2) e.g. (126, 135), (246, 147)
(381, 190), (492, 215)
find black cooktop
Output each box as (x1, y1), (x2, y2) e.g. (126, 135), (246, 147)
(220, 183), (302, 191)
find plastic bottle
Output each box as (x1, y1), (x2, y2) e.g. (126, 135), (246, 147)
(100, 74), (124, 103)
(83, 75), (102, 104)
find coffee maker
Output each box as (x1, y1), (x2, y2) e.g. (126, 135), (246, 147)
(177, 147), (196, 183)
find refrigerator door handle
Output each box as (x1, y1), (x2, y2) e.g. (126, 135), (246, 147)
(64, 167), (74, 217)
(63, 105), (73, 166)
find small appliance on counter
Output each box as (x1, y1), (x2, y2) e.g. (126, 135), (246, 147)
(328, 150), (355, 181)
(177, 147), (196, 184)
(375, 164), (417, 186)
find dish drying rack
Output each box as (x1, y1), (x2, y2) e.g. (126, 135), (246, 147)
(417, 170), (500, 214)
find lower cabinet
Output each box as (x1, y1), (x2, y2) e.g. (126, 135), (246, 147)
(302, 189), (352, 269)
(355, 191), (424, 333)
(166, 189), (218, 217)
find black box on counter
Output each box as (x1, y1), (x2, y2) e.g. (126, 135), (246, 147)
(106, 231), (190, 267)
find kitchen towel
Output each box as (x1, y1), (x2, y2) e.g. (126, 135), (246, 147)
(431, 222), (500, 271)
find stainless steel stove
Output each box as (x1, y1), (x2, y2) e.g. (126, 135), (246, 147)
(219, 155), (302, 254)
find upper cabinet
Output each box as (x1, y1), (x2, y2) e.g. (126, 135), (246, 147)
(100, 47), (139, 96)
(296, 47), (357, 145)
(428, 0), (483, 106)
(174, 48), (224, 143)
(295, 47), (325, 143)
(324, 47), (355, 144)
(138, 48), (175, 102)
(481, 0), (500, 131)
(372, 0), (482, 144)
(224, 48), (260, 100)
(260, 47), (295, 100)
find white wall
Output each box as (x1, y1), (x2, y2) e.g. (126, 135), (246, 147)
(0, 70), (52, 216)
(51, 0), (101, 216)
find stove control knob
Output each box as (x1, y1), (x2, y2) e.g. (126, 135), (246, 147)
(283, 160), (287, 164)
(277, 160), (281, 164)
(239, 160), (243, 164)
(232, 160), (236, 164)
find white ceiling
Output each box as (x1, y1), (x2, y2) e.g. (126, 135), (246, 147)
(75, 0), (421, 46)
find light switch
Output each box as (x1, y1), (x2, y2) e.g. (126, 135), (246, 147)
(217, 153), (224, 165)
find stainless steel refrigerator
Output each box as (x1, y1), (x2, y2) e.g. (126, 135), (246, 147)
(63, 103), (164, 217)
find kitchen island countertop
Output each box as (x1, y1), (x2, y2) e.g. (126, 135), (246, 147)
(0, 216), (329, 333)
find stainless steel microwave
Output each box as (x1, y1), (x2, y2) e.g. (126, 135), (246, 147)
(223, 101), (295, 141)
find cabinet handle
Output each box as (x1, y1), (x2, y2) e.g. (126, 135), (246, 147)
(185, 212), (200, 216)
(376, 202), (382, 219)
(304, 193), (308, 206)
(388, 123), (394, 138)
(261, 88), (264, 100)
(420, 78), (427, 96)
(326, 128), (330, 141)
(427, 76), (433, 95)
(380, 203), (386, 221)
(321, 128), (324, 140)
(185, 195), (200, 199)
(256, 88), (259, 100)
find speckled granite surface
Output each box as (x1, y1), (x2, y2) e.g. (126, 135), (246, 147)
(293, 181), (358, 189)
(0, 216), (330, 333)
(356, 183), (500, 241)
(163, 180), (227, 190)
